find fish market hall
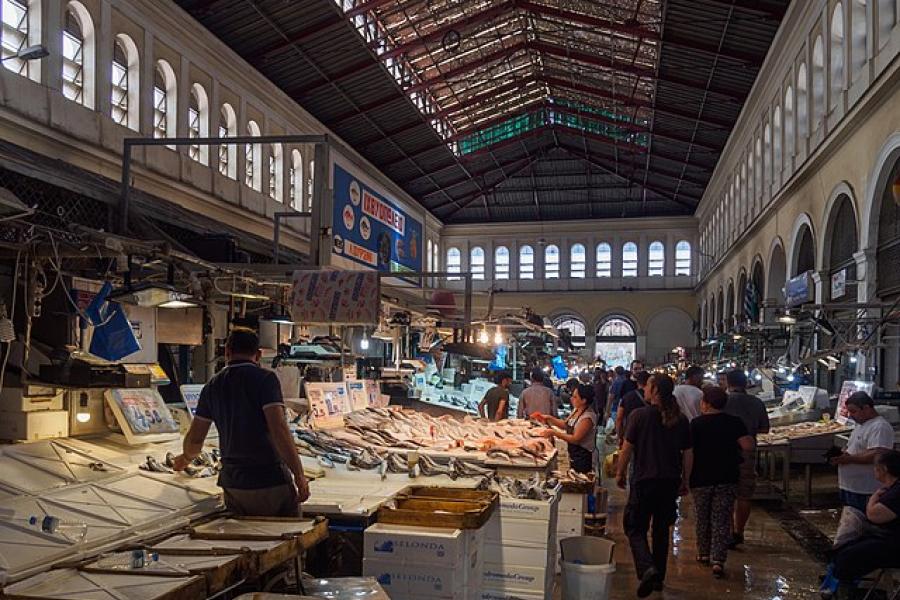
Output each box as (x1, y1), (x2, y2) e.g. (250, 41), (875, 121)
(4, 0), (900, 598)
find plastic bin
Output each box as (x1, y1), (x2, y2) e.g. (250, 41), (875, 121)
(559, 536), (615, 600)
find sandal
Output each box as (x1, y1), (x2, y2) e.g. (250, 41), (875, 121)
(712, 563), (725, 579)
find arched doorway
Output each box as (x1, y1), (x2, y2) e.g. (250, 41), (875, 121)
(751, 259), (765, 323)
(875, 155), (900, 387)
(825, 194), (859, 301)
(793, 224), (816, 277)
(595, 316), (637, 368)
(768, 242), (787, 305)
(737, 271), (748, 324)
(726, 281), (735, 331)
(716, 289), (725, 335)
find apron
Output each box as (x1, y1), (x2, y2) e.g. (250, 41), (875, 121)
(567, 409), (594, 474)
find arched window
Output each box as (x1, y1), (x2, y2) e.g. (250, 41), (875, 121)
(245, 120), (261, 191)
(153, 60), (177, 141)
(446, 247), (461, 280)
(773, 107), (783, 176)
(763, 122), (772, 189)
(648, 241), (664, 276)
(878, 0), (895, 48)
(797, 63), (809, 139)
(553, 316), (586, 348)
(570, 244), (586, 278)
(470, 246), (485, 280)
(268, 143), (283, 202)
(218, 103), (237, 178)
(494, 246), (510, 280)
(622, 242), (638, 277)
(812, 36), (825, 122)
(745, 155), (753, 212)
(851, 0), (867, 77)
(519, 245), (534, 279)
(110, 34), (139, 130)
(596, 243), (612, 277)
(188, 84), (209, 164)
(793, 225), (816, 276)
(784, 86), (795, 158)
(2, 0), (40, 80)
(831, 3), (846, 106)
(290, 149), (303, 209)
(62, 3), (95, 108)
(544, 244), (560, 279)
(675, 241), (691, 275)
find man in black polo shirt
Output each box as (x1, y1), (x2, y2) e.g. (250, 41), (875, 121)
(173, 328), (309, 516)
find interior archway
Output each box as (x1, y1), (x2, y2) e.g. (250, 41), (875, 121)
(595, 316), (637, 368)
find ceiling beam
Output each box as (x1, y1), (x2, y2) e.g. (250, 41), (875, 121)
(698, 0), (787, 19)
(252, 14), (346, 61)
(404, 40), (530, 95)
(346, 0), (397, 18)
(430, 155), (541, 213)
(557, 144), (698, 209)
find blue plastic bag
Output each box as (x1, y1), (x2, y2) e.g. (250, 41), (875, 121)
(86, 282), (140, 361)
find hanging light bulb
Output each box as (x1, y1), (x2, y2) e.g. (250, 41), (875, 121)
(787, 374), (796, 382)
(849, 355), (858, 364)
(493, 326), (503, 345)
(75, 392), (91, 424)
(360, 329), (370, 351)
(478, 328), (489, 344)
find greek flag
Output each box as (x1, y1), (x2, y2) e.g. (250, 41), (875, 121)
(744, 280), (759, 323)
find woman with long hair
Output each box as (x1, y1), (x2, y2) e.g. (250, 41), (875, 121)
(615, 374), (693, 597)
(537, 383), (598, 474)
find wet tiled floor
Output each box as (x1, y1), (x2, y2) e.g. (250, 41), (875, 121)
(590, 487), (825, 599)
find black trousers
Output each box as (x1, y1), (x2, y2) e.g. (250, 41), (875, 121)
(833, 536), (900, 581)
(624, 478), (680, 581)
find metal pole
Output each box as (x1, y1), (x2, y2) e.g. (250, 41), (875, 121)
(118, 141), (133, 234)
(463, 273), (473, 340)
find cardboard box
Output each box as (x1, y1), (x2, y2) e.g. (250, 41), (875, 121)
(365, 523), (470, 566)
(556, 513), (583, 539)
(481, 589), (548, 600)
(0, 387), (64, 412)
(483, 542), (554, 570)
(0, 410), (68, 441)
(364, 557), (476, 599)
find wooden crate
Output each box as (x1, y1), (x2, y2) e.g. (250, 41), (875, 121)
(377, 496), (496, 529)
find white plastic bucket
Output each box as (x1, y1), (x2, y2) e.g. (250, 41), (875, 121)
(559, 537), (616, 600)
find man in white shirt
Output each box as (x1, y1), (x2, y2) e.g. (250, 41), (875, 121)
(830, 391), (895, 512)
(673, 366), (704, 422)
(517, 368), (558, 419)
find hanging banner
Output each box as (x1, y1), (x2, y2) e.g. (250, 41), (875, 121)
(784, 271), (813, 308)
(290, 270), (380, 325)
(831, 269), (847, 299)
(332, 163), (423, 276)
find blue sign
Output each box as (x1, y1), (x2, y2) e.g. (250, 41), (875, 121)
(785, 271), (812, 308)
(332, 164), (423, 275)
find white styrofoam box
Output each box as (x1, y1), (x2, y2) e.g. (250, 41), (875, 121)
(557, 492), (586, 516)
(363, 558), (471, 599)
(482, 563), (553, 594)
(483, 543), (554, 570)
(496, 487), (560, 521)
(0, 410), (68, 441)
(0, 387), (64, 412)
(364, 523), (468, 566)
(481, 589), (548, 600)
(484, 514), (556, 548)
(556, 513), (584, 533)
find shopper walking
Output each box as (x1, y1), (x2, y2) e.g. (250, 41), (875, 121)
(538, 383), (598, 474)
(592, 368), (609, 416)
(616, 374), (693, 597)
(723, 369), (770, 547)
(830, 391), (894, 512)
(616, 370), (651, 442)
(517, 367), (558, 419)
(690, 386), (754, 578)
(478, 372), (512, 421)
(173, 328), (309, 517)
(673, 366), (705, 421)
(607, 366), (636, 419)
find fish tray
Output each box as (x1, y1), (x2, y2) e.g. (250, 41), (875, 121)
(377, 496), (497, 529)
(399, 486), (498, 505)
(559, 475), (596, 494)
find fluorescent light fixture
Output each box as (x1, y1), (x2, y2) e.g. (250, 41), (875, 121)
(777, 312), (796, 324)
(225, 290), (270, 301)
(817, 358), (831, 367)
(109, 283), (198, 309)
(75, 393), (91, 423)
(262, 306), (294, 325)
(732, 334), (743, 340)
